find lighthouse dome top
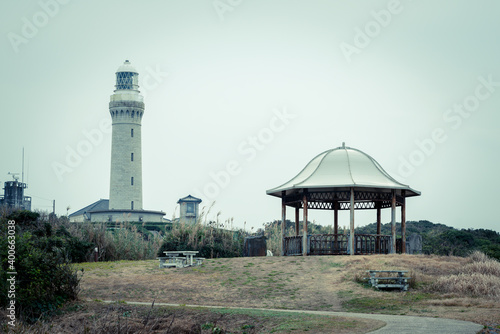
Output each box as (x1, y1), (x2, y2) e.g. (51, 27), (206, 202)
(116, 60), (138, 73)
(266, 143), (420, 198)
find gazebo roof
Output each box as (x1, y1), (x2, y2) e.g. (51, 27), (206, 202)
(266, 144), (420, 198)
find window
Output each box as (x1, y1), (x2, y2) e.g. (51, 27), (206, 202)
(131, 153), (134, 161)
(131, 177), (134, 185)
(186, 202), (195, 214)
(131, 128), (134, 137)
(131, 201), (134, 210)
(116, 72), (136, 90)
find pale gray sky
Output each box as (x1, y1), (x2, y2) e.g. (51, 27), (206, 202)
(1, 0), (499, 232)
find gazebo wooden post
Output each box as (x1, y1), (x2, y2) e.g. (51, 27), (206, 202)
(376, 201), (381, 253)
(391, 190), (396, 254)
(349, 187), (355, 255)
(401, 190), (406, 254)
(334, 201), (338, 253)
(302, 193), (308, 256)
(281, 192), (286, 256)
(295, 206), (300, 236)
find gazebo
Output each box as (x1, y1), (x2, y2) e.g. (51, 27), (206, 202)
(266, 143), (421, 256)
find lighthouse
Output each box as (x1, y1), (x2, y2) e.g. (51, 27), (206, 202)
(109, 60), (143, 210)
(68, 61), (165, 223)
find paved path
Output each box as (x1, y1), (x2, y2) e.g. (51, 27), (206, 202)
(310, 311), (483, 334)
(95, 300), (483, 334)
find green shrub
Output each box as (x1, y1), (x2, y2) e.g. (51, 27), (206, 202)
(0, 210), (82, 322)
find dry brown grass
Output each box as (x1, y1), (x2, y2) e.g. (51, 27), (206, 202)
(432, 273), (500, 298)
(430, 251), (500, 299)
(462, 261), (500, 277)
(469, 250), (492, 263)
(1, 301), (382, 334)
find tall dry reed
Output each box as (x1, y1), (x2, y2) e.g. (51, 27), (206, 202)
(55, 219), (163, 262)
(159, 209), (245, 258)
(431, 251), (500, 298)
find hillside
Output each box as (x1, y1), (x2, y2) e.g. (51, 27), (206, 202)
(355, 220), (500, 260)
(69, 253), (500, 330)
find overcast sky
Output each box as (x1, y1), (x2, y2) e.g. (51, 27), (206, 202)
(1, 0), (499, 232)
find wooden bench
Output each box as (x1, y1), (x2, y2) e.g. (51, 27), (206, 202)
(157, 257), (168, 268)
(366, 270), (410, 291)
(173, 257), (187, 268)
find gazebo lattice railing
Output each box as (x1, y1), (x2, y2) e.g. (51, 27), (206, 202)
(283, 236), (302, 256)
(284, 234), (391, 256)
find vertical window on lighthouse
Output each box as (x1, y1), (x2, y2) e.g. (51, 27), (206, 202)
(131, 177), (134, 185)
(131, 153), (134, 161)
(131, 128), (134, 137)
(131, 201), (134, 210)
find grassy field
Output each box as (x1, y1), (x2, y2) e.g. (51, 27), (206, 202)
(7, 252), (499, 333)
(76, 253), (500, 324)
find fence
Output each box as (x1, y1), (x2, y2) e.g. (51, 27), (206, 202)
(283, 236), (302, 256)
(283, 234), (392, 256)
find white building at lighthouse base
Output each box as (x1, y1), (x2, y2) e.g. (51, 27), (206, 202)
(69, 199), (165, 223)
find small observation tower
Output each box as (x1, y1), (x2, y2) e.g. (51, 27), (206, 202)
(177, 195), (202, 224)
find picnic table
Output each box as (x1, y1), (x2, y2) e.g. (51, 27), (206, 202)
(366, 270), (410, 291)
(157, 251), (204, 268)
(180, 251), (198, 266)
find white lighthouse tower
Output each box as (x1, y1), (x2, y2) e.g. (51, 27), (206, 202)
(109, 60), (144, 210)
(68, 60), (165, 223)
